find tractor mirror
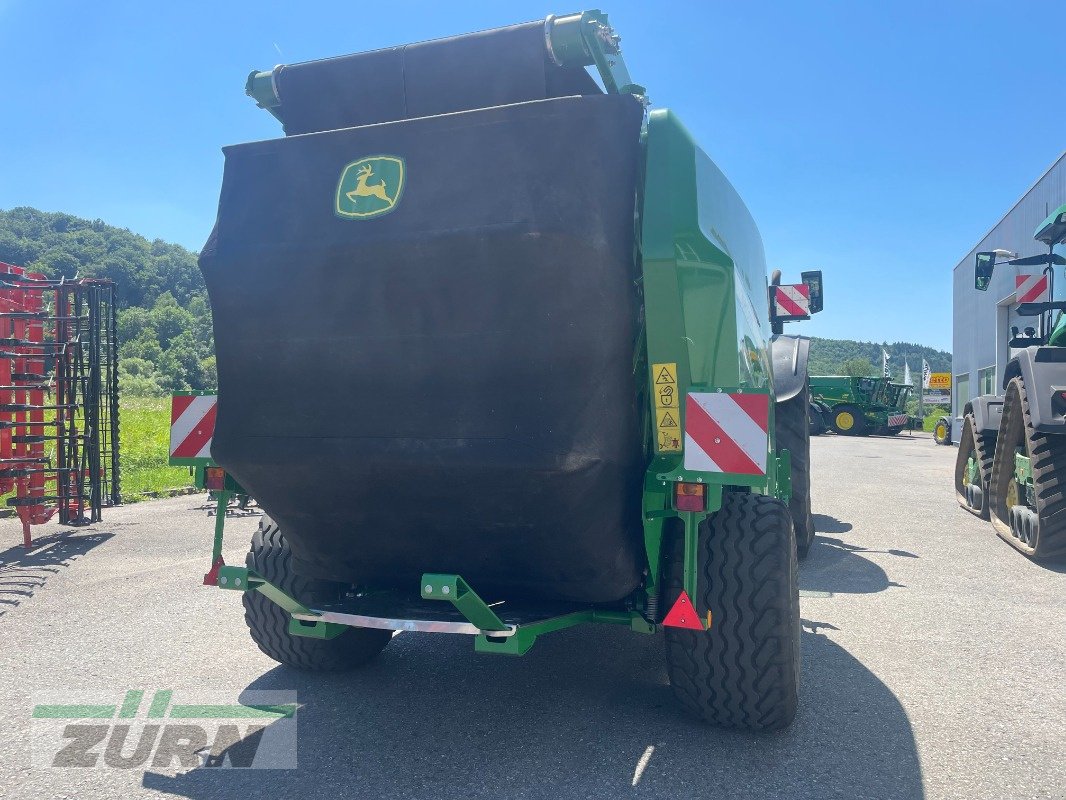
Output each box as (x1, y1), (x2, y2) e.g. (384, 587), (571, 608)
(801, 270), (823, 313)
(975, 252), (995, 291)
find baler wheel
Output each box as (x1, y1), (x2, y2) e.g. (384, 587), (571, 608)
(243, 517), (392, 670)
(663, 492), (800, 731)
(988, 377), (1066, 559)
(777, 383), (815, 558)
(831, 405), (866, 436)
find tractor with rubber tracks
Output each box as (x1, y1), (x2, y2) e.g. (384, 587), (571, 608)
(182, 10), (824, 730)
(956, 204), (1066, 559)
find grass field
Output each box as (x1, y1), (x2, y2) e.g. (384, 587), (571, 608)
(119, 396), (195, 501)
(922, 407), (951, 432)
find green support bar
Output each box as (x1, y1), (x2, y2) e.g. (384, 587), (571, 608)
(209, 490), (229, 568)
(421, 573), (509, 632)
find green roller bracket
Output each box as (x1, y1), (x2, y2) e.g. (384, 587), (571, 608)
(245, 69), (283, 121)
(546, 10), (646, 97)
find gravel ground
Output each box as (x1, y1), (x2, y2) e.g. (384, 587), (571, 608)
(0, 432), (1063, 799)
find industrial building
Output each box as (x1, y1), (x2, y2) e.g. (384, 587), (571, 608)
(951, 151), (1066, 442)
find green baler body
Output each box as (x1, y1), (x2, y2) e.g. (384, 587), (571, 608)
(200, 10), (789, 642)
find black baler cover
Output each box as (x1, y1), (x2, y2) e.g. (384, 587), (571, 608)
(201, 93), (647, 602)
(272, 21), (601, 136)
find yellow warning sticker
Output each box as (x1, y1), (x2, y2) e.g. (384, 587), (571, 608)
(655, 382), (677, 409)
(652, 362), (681, 452)
(653, 362), (677, 388)
(656, 407), (682, 452)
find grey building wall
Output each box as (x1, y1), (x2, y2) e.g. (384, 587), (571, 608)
(951, 151), (1066, 442)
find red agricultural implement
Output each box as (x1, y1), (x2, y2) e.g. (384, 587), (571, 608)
(0, 261), (120, 547)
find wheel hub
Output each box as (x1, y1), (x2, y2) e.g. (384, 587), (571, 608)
(1005, 479), (1019, 510)
(963, 455), (975, 487)
(836, 411), (854, 431)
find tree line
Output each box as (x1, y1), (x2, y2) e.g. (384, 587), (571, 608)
(808, 337), (951, 383)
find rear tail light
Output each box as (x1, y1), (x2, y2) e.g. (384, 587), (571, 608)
(205, 467), (226, 491)
(674, 481), (706, 512)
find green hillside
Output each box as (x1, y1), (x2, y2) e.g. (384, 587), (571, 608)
(0, 206), (215, 395)
(809, 337), (951, 382)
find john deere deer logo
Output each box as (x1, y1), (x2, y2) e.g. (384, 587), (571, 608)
(335, 156), (405, 219)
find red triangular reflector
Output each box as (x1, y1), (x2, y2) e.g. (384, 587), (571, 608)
(203, 556), (225, 586)
(662, 590), (704, 630)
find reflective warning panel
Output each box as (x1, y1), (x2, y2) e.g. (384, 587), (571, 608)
(170, 394), (218, 465)
(684, 392), (769, 476)
(652, 362), (680, 452)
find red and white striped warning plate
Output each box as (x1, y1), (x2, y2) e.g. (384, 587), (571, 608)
(684, 392), (769, 476)
(170, 395), (217, 461)
(887, 413), (909, 427)
(773, 284), (810, 318)
(1016, 274), (1049, 304)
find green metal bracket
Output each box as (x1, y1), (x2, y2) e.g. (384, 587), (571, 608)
(776, 450), (791, 503)
(421, 573), (509, 632)
(475, 609), (654, 656)
(286, 618), (347, 640)
(216, 565), (345, 639)
(546, 10), (647, 98)
(216, 565), (257, 592)
(640, 474), (723, 620)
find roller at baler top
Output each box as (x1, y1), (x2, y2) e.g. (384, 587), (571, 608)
(192, 10), (821, 730)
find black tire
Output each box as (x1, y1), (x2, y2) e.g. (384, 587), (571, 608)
(243, 517), (392, 670)
(830, 404), (867, 436)
(933, 417), (951, 445)
(663, 493), (800, 731)
(777, 385), (815, 558)
(988, 377), (1066, 559)
(954, 414), (994, 519)
(808, 402), (826, 436)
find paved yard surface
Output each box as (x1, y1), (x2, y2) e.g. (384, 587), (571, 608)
(0, 433), (1063, 799)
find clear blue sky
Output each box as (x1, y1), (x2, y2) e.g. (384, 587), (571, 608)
(2, 1), (1063, 351)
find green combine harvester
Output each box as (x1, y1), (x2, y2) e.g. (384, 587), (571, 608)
(955, 204), (1066, 559)
(809, 375), (911, 435)
(186, 10), (824, 730)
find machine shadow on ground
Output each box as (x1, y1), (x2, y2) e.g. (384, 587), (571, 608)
(1032, 555), (1066, 574)
(0, 530), (113, 615)
(142, 624), (924, 799)
(801, 514), (916, 595)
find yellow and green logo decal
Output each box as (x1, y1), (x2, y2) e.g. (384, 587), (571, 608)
(335, 155), (405, 219)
